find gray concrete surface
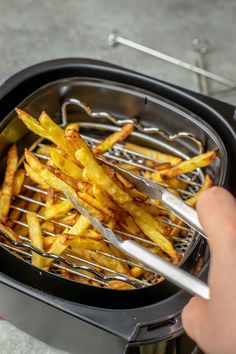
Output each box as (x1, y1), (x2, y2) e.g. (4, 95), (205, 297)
(0, 0), (235, 353)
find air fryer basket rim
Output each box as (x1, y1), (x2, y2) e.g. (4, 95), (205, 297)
(0, 58), (235, 345)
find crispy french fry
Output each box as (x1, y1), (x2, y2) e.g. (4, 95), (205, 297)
(39, 112), (76, 158)
(125, 142), (182, 166)
(92, 185), (118, 211)
(0, 145), (18, 223)
(0, 222), (18, 241)
(24, 149), (103, 220)
(146, 171), (187, 190)
(84, 228), (103, 240)
(48, 166), (79, 189)
(93, 124), (134, 155)
(12, 169), (25, 196)
(76, 148), (132, 204)
(46, 187), (54, 207)
(50, 149), (82, 179)
(65, 123), (80, 133)
(123, 202), (177, 260)
(156, 151), (216, 179)
(45, 199), (73, 219)
(78, 192), (114, 218)
(36, 144), (57, 157)
(58, 212), (79, 226)
(120, 215), (140, 234)
(41, 221), (55, 234)
(44, 234), (72, 268)
(26, 212), (44, 268)
(67, 215), (90, 236)
(186, 175), (213, 207)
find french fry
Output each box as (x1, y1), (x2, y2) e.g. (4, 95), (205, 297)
(76, 148), (132, 204)
(12, 169), (25, 196)
(0, 145), (18, 223)
(92, 185), (118, 211)
(41, 221), (55, 234)
(65, 123), (80, 133)
(26, 212), (44, 268)
(123, 202), (177, 260)
(46, 187), (54, 207)
(45, 199), (73, 219)
(36, 144), (57, 157)
(146, 171), (187, 190)
(38, 112), (76, 158)
(44, 234), (72, 268)
(84, 228), (103, 240)
(58, 212), (79, 226)
(24, 149), (103, 220)
(156, 151), (216, 179)
(50, 149), (82, 180)
(78, 192), (114, 218)
(93, 124), (134, 155)
(125, 142), (182, 166)
(67, 215), (90, 236)
(0, 222), (18, 241)
(120, 215), (141, 235)
(186, 175), (213, 207)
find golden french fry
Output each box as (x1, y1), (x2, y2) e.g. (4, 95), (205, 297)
(50, 149), (82, 180)
(24, 150), (103, 220)
(0, 222), (18, 241)
(76, 148), (132, 204)
(44, 234), (72, 268)
(45, 199), (73, 220)
(84, 228), (103, 240)
(65, 123), (80, 133)
(39, 112), (76, 158)
(48, 166), (79, 190)
(92, 185), (118, 211)
(15, 109), (51, 140)
(122, 202), (177, 260)
(93, 124), (134, 155)
(120, 215), (140, 234)
(41, 221), (55, 234)
(146, 171), (187, 190)
(78, 192), (114, 218)
(125, 142), (182, 166)
(46, 187), (54, 207)
(0, 145), (18, 223)
(12, 169), (25, 196)
(36, 145), (58, 157)
(58, 212), (79, 226)
(186, 175), (213, 207)
(156, 151), (216, 179)
(26, 212), (45, 268)
(24, 162), (47, 188)
(67, 215), (90, 236)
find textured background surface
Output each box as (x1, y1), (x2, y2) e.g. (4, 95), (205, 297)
(0, 0), (235, 353)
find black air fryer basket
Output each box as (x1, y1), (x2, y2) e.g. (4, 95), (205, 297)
(0, 59), (236, 354)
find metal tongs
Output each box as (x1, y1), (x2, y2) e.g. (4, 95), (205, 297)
(65, 162), (210, 300)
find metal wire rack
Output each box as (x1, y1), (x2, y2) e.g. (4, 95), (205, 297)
(0, 101), (205, 289)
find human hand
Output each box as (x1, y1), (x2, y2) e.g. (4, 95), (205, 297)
(182, 187), (236, 354)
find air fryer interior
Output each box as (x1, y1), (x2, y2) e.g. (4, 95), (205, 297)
(0, 76), (227, 308)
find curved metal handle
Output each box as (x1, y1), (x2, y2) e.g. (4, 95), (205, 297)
(120, 240), (210, 300)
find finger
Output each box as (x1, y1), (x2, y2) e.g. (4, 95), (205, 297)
(197, 187), (236, 261)
(182, 296), (208, 344)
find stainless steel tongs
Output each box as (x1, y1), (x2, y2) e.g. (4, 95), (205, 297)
(65, 162), (210, 300)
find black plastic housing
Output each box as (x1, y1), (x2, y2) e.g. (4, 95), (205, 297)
(0, 59), (235, 354)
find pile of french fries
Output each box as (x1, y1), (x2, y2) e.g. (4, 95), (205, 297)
(0, 108), (215, 289)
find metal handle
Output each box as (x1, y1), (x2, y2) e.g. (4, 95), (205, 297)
(161, 190), (206, 239)
(121, 240), (210, 300)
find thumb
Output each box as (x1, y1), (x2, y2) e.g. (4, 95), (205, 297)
(182, 296), (208, 344)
